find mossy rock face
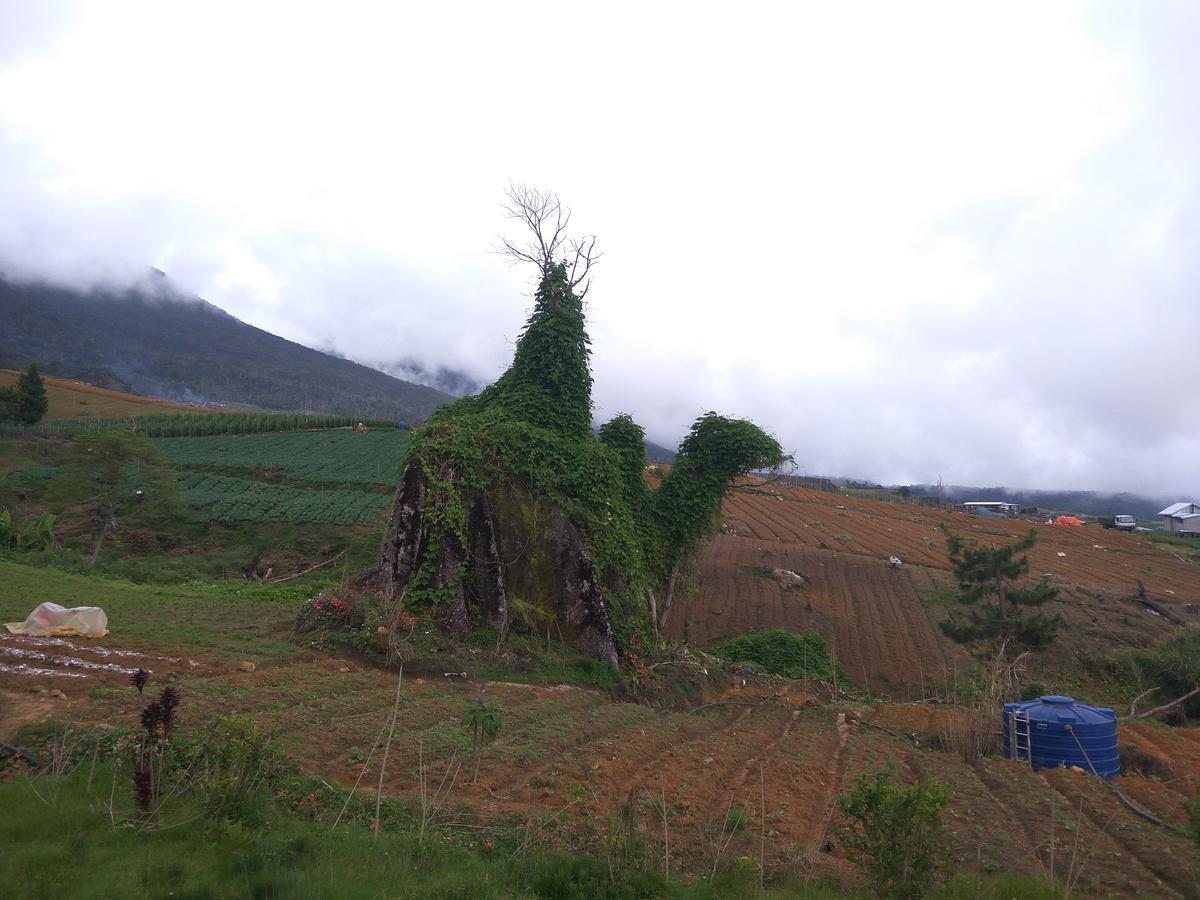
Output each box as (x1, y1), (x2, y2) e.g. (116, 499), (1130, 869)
(374, 466), (619, 667)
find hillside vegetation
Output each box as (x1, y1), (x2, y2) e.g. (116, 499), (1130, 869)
(0, 368), (217, 420)
(0, 273), (451, 421)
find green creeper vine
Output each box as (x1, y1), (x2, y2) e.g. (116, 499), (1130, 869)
(392, 231), (785, 650)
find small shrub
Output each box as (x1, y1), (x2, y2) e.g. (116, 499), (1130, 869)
(462, 698), (502, 783)
(1020, 681), (1047, 701)
(836, 766), (950, 900)
(935, 709), (997, 763)
(834, 533), (851, 543)
(717, 629), (843, 682)
(296, 591), (366, 632)
(724, 805), (749, 833)
(1133, 631), (1200, 720)
(1120, 743), (1172, 779)
(190, 716), (287, 824)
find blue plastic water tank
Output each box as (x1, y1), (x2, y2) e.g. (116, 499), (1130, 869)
(1001, 695), (1120, 779)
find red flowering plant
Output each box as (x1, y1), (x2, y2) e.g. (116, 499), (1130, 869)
(296, 588), (368, 635)
(622, 634), (653, 691)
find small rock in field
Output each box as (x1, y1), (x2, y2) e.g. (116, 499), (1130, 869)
(339, 667), (350, 673)
(240, 661), (256, 672)
(50, 689), (68, 700)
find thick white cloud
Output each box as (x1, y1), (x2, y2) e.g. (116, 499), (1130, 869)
(0, 1), (1196, 495)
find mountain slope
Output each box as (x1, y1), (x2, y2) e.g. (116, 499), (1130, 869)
(0, 272), (452, 421)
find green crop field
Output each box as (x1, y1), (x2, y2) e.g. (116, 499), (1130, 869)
(158, 429), (408, 486)
(4, 412), (399, 439)
(177, 472), (390, 525)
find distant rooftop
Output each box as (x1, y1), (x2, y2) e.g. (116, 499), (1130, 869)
(1158, 502), (1199, 517)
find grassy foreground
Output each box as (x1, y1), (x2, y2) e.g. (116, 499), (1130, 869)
(0, 561), (1091, 898)
(0, 769), (1069, 900)
(2, 770), (766, 900)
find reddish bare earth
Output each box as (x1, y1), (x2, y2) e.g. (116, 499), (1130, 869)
(4, 629), (1198, 895)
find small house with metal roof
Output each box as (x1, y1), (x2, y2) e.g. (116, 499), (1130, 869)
(1158, 502), (1200, 535)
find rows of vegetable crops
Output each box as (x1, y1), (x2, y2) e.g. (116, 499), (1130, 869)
(177, 472), (390, 525)
(5, 412), (400, 439)
(157, 430), (408, 486)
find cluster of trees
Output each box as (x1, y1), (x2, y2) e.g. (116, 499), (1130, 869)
(0, 363), (48, 425)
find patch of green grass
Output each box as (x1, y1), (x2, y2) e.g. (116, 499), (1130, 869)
(1143, 530), (1200, 551)
(472, 634), (620, 692)
(0, 561), (307, 660)
(0, 767), (856, 900)
(738, 564), (776, 578)
(6, 515), (383, 587)
(716, 629), (844, 682)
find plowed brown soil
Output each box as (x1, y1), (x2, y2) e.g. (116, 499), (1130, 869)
(667, 482), (1200, 695)
(5, 626), (1199, 895)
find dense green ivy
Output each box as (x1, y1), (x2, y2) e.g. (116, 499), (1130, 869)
(469, 263), (593, 439)
(396, 259), (784, 646)
(651, 412), (785, 583)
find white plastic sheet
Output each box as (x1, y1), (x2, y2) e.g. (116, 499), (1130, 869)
(5, 602), (109, 637)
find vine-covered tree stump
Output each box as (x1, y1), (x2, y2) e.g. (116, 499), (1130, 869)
(365, 188), (785, 668)
(374, 469), (620, 667)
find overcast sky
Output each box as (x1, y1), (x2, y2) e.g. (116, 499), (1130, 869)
(1, 1), (1197, 496)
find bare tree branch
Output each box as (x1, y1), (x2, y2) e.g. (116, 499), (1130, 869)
(495, 183), (601, 291)
(1119, 684), (1200, 721)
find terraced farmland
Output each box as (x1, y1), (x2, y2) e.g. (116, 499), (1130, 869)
(157, 429), (406, 526)
(667, 479), (1200, 696)
(158, 429), (407, 485)
(177, 472), (390, 525)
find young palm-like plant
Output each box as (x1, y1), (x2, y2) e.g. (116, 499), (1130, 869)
(461, 698), (501, 783)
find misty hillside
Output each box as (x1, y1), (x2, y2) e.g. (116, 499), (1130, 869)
(904, 483), (1174, 519)
(0, 272), (453, 421)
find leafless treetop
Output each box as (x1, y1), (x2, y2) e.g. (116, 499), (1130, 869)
(496, 184), (601, 298)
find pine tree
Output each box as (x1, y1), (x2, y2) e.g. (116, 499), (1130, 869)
(13, 363), (49, 425)
(938, 528), (1061, 699)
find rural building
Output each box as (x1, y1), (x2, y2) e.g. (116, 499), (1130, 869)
(961, 501), (1019, 517)
(1158, 502), (1200, 535)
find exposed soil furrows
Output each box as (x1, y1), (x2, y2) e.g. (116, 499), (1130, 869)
(719, 706), (802, 802)
(669, 478), (1200, 693)
(1043, 769), (1193, 897)
(602, 703), (764, 801)
(806, 711), (850, 849)
(707, 544), (898, 692)
(484, 703), (744, 806)
(970, 760), (1052, 867)
(721, 482), (1200, 601)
